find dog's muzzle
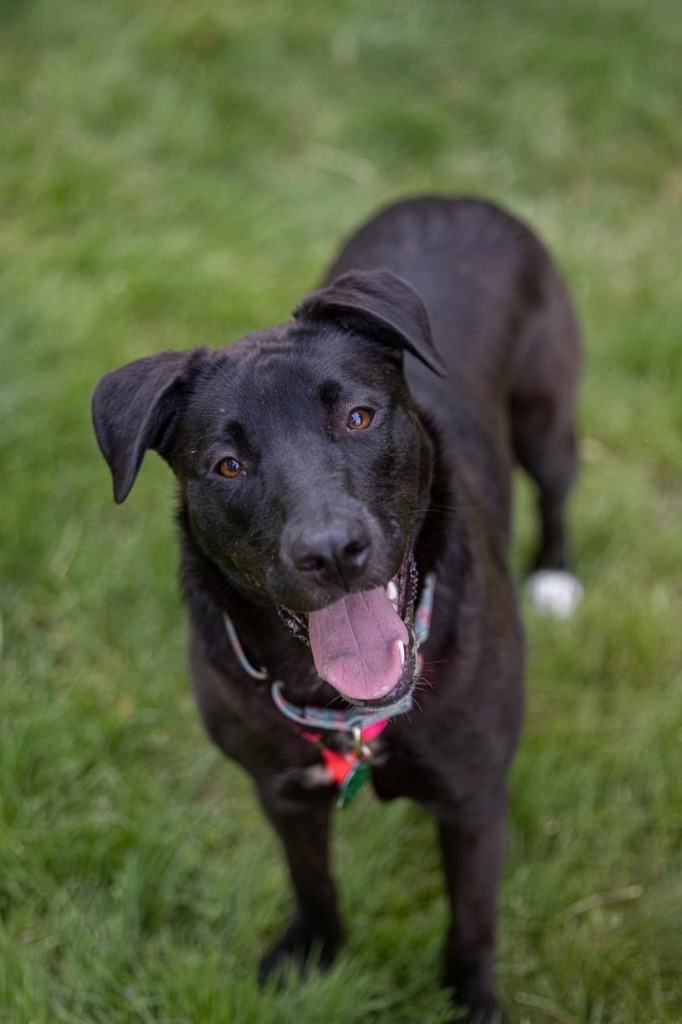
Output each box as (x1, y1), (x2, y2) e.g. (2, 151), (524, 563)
(278, 551), (424, 707)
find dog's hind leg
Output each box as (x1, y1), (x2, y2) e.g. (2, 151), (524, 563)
(510, 265), (583, 615)
(511, 397), (578, 573)
(257, 782), (342, 983)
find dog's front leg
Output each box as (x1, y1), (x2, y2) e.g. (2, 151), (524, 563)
(438, 798), (508, 1024)
(257, 779), (342, 984)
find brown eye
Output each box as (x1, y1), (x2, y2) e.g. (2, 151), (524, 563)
(217, 456), (243, 478)
(347, 407), (374, 431)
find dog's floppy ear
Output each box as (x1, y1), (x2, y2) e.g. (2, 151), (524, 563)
(293, 269), (448, 377)
(92, 348), (206, 503)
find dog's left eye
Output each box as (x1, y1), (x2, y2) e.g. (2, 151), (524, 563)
(347, 407), (374, 430)
(217, 456), (244, 478)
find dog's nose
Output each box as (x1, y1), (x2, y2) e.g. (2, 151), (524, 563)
(290, 523), (371, 587)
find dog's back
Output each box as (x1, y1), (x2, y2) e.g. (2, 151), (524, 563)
(327, 196), (582, 558)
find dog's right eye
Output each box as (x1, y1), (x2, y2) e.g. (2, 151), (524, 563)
(347, 407), (374, 431)
(216, 457), (244, 478)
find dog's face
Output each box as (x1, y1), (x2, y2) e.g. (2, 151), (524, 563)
(173, 328), (428, 610)
(93, 270), (446, 707)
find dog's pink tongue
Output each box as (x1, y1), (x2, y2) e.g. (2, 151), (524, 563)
(308, 588), (408, 702)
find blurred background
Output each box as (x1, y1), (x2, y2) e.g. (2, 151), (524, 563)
(1, 1), (680, 1022)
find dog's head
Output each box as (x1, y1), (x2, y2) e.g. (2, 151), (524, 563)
(93, 270), (446, 707)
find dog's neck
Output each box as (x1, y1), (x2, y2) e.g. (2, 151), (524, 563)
(411, 408), (452, 579)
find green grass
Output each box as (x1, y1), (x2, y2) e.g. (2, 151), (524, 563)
(1, 1), (681, 1021)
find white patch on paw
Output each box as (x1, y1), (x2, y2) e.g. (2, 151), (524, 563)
(526, 570), (584, 619)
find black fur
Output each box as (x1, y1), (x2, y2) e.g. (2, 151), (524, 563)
(92, 196), (582, 1023)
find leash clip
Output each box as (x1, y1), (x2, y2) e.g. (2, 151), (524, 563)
(352, 725), (370, 759)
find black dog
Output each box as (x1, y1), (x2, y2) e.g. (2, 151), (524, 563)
(93, 196), (582, 1023)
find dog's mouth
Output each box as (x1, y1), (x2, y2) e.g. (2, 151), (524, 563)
(279, 552), (420, 708)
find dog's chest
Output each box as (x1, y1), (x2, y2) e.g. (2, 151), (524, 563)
(367, 719), (491, 813)
(369, 735), (445, 806)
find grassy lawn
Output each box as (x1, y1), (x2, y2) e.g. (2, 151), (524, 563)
(1, 1), (681, 1021)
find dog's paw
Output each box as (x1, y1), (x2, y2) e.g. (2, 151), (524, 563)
(449, 1007), (508, 1024)
(525, 570), (583, 619)
(258, 917), (341, 986)
(447, 1003), (507, 1024)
